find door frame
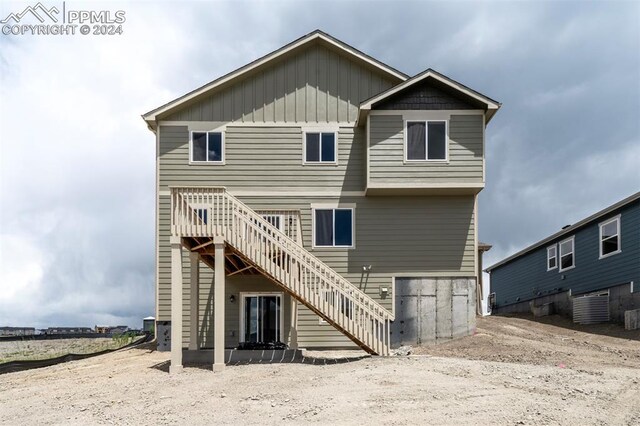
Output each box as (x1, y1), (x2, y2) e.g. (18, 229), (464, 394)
(239, 292), (284, 343)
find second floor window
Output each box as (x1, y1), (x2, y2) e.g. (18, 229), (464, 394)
(558, 236), (575, 272)
(305, 132), (336, 164)
(192, 131), (223, 163)
(599, 216), (621, 258)
(547, 245), (557, 270)
(406, 120), (447, 161)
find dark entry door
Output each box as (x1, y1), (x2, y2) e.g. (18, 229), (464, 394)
(243, 295), (281, 343)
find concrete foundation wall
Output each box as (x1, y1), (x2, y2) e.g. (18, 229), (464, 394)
(391, 277), (476, 347)
(493, 291), (572, 317)
(492, 282), (638, 324)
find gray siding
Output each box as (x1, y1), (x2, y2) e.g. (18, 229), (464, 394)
(375, 81), (478, 110)
(159, 125), (365, 191)
(163, 43), (397, 124)
(369, 114), (484, 184)
(158, 122), (477, 347)
(490, 201), (640, 308)
(160, 193), (476, 347)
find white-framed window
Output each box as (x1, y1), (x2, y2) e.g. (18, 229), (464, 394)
(599, 215), (621, 259)
(547, 245), (557, 270)
(196, 208), (208, 224)
(261, 214), (284, 231)
(191, 131), (224, 163)
(313, 208), (354, 248)
(558, 236), (575, 272)
(405, 120), (448, 161)
(303, 131), (337, 164)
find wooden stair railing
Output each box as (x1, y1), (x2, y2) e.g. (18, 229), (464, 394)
(170, 186), (393, 355)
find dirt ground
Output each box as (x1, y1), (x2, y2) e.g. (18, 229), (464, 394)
(1, 315), (638, 425)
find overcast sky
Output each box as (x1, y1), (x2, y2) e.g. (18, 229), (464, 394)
(1, 1), (638, 328)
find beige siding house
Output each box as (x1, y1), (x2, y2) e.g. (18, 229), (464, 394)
(143, 30), (500, 372)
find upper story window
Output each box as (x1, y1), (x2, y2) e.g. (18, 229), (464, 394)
(191, 131), (224, 163)
(304, 132), (336, 164)
(547, 245), (557, 270)
(558, 236), (575, 272)
(599, 215), (621, 259)
(313, 208), (353, 248)
(405, 120), (447, 161)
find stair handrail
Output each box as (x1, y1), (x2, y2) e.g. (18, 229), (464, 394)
(171, 186), (393, 323)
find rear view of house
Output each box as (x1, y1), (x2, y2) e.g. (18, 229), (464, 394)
(486, 192), (640, 324)
(142, 30), (500, 372)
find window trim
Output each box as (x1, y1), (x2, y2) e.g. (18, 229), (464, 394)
(302, 131), (338, 165)
(261, 214), (285, 232)
(558, 236), (575, 272)
(547, 244), (557, 271)
(403, 119), (449, 163)
(189, 131), (225, 165)
(238, 292), (284, 344)
(311, 207), (355, 249)
(599, 215), (621, 259)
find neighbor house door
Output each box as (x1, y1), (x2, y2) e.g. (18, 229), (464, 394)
(241, 294), (282, 343)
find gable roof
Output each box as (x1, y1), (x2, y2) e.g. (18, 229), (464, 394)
(357, 69), (501, 125)
(485, 191), (640, 273)
(142, 30), (408, 130)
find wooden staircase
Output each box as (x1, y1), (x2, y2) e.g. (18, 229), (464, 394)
(170, 187), (393, 355)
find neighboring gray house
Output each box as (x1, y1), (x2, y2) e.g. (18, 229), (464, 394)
(486, 192), (640, 323)
(142, 30), (501, 372)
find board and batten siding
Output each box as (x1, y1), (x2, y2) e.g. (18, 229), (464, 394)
(490, 201), (640, 308)
(368, 113), (484, 185)
(162, 43), (397, 124)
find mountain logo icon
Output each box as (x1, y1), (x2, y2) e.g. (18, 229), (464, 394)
(1, 3), (60, 24)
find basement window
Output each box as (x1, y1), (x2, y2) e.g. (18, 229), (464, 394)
(405, 120), (447, 161)
(558, 236), (575, 272)
(191, 131), (224, 163)
(547, 245), (557, 270)
(313, 208), (354, 248)
(599, 216), (621, 259)
(304, 132), (336, 164)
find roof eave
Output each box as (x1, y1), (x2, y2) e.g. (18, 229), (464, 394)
(356, 69), (501, 126)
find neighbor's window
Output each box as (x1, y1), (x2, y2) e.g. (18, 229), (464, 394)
(558, 237), (575, 272)
(599, 216), (621, 258)
(406, 120), (447, 161)
(305, 132), (336, 163)
(314, 208), (353, 247)
(192, 131), (223, 163)
(547, 245), (557, 270)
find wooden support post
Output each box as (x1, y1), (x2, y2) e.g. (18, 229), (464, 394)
(289, 297), (298, 349)
(213, 236), (226, 372)
(170, 236), (183, 374)
(189, 251), (200, 351)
